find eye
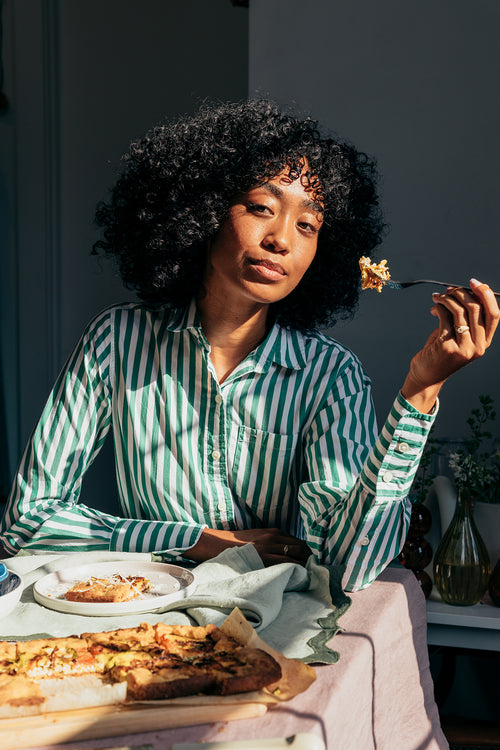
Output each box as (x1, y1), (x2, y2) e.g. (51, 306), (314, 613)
(298, 221), (319, 234)
(247, 202), (272, 215)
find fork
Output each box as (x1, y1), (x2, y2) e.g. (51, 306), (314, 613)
(383, 278), (500, 298)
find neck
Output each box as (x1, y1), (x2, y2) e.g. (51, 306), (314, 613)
(196, 292), (270, 382)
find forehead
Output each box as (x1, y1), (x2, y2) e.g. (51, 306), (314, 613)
(253, 168), (324, 213)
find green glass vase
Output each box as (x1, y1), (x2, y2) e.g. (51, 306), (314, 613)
(433, 487), (491, 605)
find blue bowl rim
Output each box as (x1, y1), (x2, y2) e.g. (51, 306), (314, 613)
(0, 570), (22, 597)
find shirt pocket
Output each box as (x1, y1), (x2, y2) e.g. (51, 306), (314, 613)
(230, 425), (299, 516)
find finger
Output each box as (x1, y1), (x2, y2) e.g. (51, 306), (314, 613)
(431, 298), (482, 364)
(469, 278), (500, 343)
(431, 289), (494, 364)
(260, 552), (309, 567)
(256, 539), (311, 566)
(432, 291), (477, 347)
(273, 541), (311, 563)
(444, 281), (499, 350)
(431, 298), (457, 344)
(432, 289), (470, 321)
(444, 286), (485, 339)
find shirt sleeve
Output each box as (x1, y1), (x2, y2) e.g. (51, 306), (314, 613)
(0, 311), (205, 556)
(298, 358), (436, 592)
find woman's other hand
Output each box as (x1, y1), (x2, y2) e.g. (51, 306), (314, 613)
(401, 278), (500, 414)
(184, 527), (312, 566)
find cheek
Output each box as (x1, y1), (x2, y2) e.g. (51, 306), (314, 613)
(216, 217), (255, 255)
(296, 244), (317, 276)
(209, 226), (241, 265)
(232, 218), (260, 247)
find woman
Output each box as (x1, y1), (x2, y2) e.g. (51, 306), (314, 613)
(1, 100), (498, 591)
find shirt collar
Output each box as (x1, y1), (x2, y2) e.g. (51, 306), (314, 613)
(253, 322), (308, 371)
(165, 298), (201, 332)
(165, 300), (309, 371)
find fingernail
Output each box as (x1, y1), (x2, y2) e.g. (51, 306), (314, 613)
(432, 292), (439, 298)
(470, 278), (481, 287)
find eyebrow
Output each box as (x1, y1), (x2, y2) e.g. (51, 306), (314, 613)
(260, 182), (324, 215)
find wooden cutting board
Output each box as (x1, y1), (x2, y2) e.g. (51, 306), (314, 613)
(0, 700), (268, 750)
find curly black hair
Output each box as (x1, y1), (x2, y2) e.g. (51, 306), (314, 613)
(94, 99), (385, 331)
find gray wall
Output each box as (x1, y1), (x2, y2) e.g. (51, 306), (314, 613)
(249, 0), (500, 440)
(3, 0), (499, 481)
(0, 0), (248, 505)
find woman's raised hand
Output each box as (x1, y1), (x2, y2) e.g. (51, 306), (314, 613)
(401, 278), (500, 414)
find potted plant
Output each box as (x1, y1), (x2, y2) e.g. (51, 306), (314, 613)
(448, 395), (500, 503)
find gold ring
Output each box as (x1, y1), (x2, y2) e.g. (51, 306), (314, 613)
(283, 544), (289, 556)
(455, 325), (470, 334)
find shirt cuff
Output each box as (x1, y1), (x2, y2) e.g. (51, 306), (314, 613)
(396, 390), (439, 419)
(362, 392), (437, 499)
(110, 518), (205, 553)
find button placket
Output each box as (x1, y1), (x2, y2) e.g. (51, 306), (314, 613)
(396, 441), (410, 454)
(210, 383), (230, 522)
(211, 391), (224, 464)
(197, 344), (232, 525)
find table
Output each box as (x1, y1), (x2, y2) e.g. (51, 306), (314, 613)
(1, 565), (448, 750)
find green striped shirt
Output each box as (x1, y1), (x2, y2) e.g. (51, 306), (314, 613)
(0, 300), (435, 590)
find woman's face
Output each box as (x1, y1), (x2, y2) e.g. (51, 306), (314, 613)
(203, 168), (323, 311)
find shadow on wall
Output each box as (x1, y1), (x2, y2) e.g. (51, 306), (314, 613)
(79, 434), (122, 516)
(0, 415), (121, 528)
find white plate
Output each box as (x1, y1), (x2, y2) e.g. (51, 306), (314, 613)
(33, 561), (195, 616)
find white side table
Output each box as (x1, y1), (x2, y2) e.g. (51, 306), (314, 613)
(426, 595), (500, 728)
(427, 598), (500, 651)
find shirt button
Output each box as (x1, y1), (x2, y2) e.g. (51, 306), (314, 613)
(396, 442), (410, 453)
(217, 502), (225, 512)
(360, 536), (370, 546)
(212, 450), (221, 460)
(215, 394), (223, 404)
(382, 470), (393, 483)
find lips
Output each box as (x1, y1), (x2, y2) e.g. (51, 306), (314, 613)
(249, 258), (286, 276)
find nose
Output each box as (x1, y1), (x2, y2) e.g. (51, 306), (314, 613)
(262, 216), (292, 254)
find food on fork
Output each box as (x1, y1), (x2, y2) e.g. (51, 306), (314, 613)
(64, 574), (152, 603)
(359, 256), (391, 292)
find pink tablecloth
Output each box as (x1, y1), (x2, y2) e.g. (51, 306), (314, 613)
(23, 566), (448, 750)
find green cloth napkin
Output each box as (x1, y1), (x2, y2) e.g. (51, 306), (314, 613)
(1, 545), (350, 663)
